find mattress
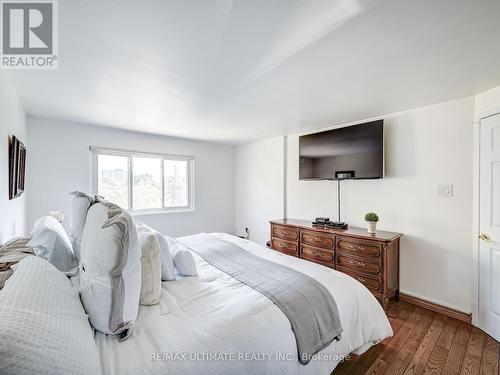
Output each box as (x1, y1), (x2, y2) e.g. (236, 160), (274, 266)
(95, 233), (392, 375)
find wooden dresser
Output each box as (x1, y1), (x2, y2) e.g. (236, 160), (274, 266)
(269, 219), (403, 310)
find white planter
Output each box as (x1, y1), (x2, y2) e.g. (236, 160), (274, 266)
(367, 221), (377, 233)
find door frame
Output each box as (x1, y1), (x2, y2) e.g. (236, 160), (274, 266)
(472, 106), (500, 327)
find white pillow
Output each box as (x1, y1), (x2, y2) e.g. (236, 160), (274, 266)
(138, 230), (161, 305)
(79, 202), (141, 339)
(69, 191), (95, 261)
(136, 222), (175, 281)
(156, 232), (176, 280)
(28, 216), (77, 273)
(167, 236), (198, 276)
(0, 257), (100, 375)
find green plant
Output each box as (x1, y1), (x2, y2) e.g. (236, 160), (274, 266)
(364, 212), (379, 222)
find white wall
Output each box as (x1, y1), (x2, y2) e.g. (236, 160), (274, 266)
(26, 116), (234, 237)
(475, 84), (500, 116)
(236, 97), (475, 313)
(0, 73), (27, 244)
(234, 137), (284, 246)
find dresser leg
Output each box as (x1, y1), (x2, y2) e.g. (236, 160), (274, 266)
(382, 297), (389, 311)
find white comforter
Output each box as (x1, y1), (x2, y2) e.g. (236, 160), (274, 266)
(95, 233), (392, 375)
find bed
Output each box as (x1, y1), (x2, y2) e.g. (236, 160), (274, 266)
(0, 232), (392, 375)
(96, 233), (392, 375)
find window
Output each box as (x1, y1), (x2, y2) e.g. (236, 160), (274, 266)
(92, 148), (194, 213)
(97, 154), (129, 209)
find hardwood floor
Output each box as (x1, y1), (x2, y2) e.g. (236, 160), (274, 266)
(332, 301), (499, 375)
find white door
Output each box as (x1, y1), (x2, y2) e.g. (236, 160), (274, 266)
(479, 113), (500, 341)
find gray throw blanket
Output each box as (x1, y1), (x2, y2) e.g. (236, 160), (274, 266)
(179, 234), (343, 365)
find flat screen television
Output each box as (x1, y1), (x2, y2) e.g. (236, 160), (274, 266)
(299, 120), (384, 180)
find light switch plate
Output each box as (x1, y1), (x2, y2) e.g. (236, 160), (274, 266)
(437, 184), (453, 197)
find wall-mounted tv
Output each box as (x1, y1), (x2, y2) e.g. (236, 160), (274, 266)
(299, 120), (384, 180)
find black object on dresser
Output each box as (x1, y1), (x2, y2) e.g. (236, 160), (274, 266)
(269, 218), (403, 311)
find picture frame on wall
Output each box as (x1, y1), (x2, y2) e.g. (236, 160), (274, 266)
(9, 135), (26, 200)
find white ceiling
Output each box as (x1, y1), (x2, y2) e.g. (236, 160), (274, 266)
(7, 0), (500, 144)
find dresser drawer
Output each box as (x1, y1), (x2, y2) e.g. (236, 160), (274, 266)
(271, 238), (298, 257)
(336, 237), (382, 259)
(300, 230), (335, 250)
(338, 268), (382, 293)
(336, 254), (381, 275)
(272, 225), (299, 241)
(300, 244), (334, 265)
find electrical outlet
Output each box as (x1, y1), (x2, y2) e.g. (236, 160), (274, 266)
(437, 184), (453, 197)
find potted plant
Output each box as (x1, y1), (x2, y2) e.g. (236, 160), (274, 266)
(364, 212), (379, 233)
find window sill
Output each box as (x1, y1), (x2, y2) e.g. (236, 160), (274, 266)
(131, 207), (194, 216)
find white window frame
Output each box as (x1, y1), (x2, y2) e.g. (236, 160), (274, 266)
(90, 146), (195, 215)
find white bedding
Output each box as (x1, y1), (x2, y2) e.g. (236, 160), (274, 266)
(95, 233), (392, 375)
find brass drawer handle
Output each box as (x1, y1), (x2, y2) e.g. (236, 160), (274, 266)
(303, 234), (324, 243)
(347, 259), (366, 267)
(347, 244), (365, 251)
(276, 229), (295, 238)
(358, 276), (366, 283)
